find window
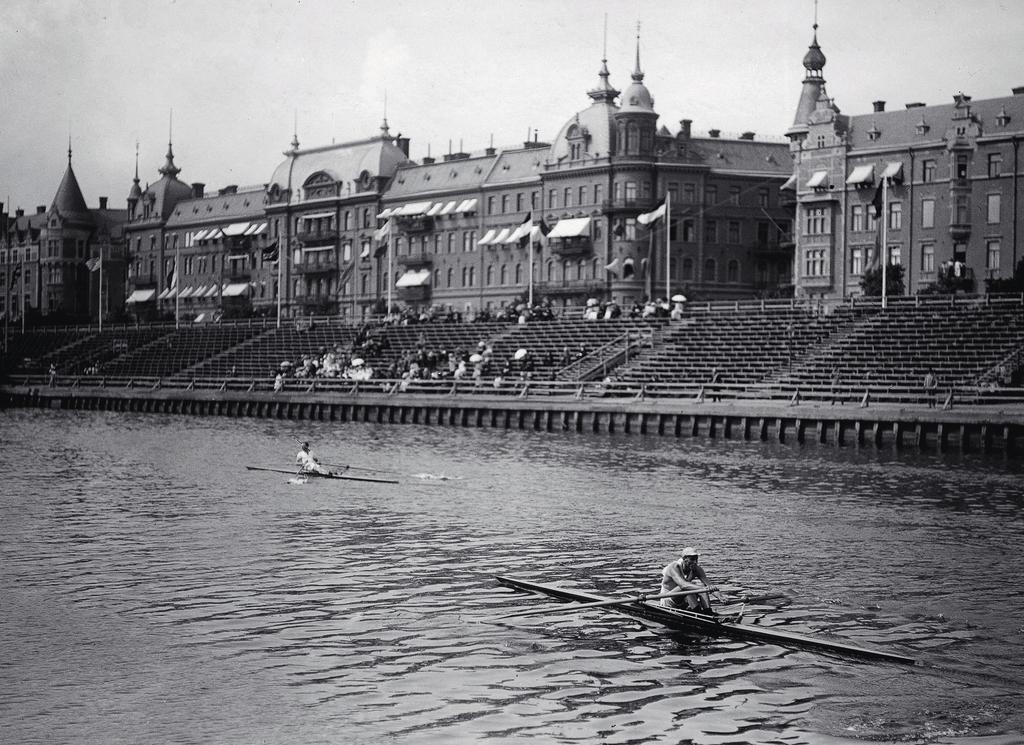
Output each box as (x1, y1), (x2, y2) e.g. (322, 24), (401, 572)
(683, 184), (695, 203)
(625, 181), (637, 202)
(804, 248), (826, 276)
(888, 201), (902, 230)
(469, 266), (475, 286)
(447, 233), (455, 253)
(758, 188), (769, 208)
(704, 220), (717, 243)
(921, 243), (935, 273)
(816, 134), (826, 149)
(987, 240), (1001, 270)
(727, 221), (740, 244)
(501, 195), (510, 213)
(624, 218), (637, 241)
(461, 266), (468, 287)
(921, 199), (935, 229)
(889, 244), (902, 265)
(668, 182), (680, 204)
(548, 189), (557, 209)
(516, 193), (523, 212)
(955, 196), (970, 224)
(682, 257), (694, 280)
(988, 153), (1003, 178)
(446, 268), (454, 287)
(922, 159), (936, 182)
(956, 157), (968, 181)
(851, 205), (864, 232)
(851, 247), (863, 275)
(563, 187), (572, 207)
(594, 184), (603, 204)
(704, 258), (716, 281)
(578, 186), (587, 205)
(515, 264), (522, 284)
(500, 265), (508, 285)
(682, 219), (696, 242)
(987, 193), (1001, 223)
(729, 186), (741, 206)
(487, 196), (496, 214)
(804, 206), (829, 235)
(757, 221), (769, 244)
(727, 259), (739, 282)
(704, 186), (717, 206)
(486, 265), (494, 286)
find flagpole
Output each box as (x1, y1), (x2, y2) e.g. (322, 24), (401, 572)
(664, 191), (671, 301)
(386, 236), (393, 317)
(175, 242), (181, 329)
(98, 247), (103, 333)
(20, 249), (26, 333)
(881, 178), (888, 309)
(528, 237), (534, 307)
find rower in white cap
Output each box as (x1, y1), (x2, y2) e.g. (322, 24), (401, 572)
(661, 547), (716, 614)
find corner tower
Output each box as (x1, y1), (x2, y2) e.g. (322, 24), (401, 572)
(787, 18), (828, 144)
(614, 30), (658, 157)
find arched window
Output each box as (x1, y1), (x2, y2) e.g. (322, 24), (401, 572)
(486, 265), (494, 286)
(546, 260), (554, 281)
(469, 266), (475, 286)
(343, 211), (351, 231)
(682, 258), (694, 280)
(515, 263), (522, 284)
(727, 259), (739, 282)
(361, 273), (368, 294)
(461, 266), (468, 287)
(704, 258), (717, 282)
(447, 267), (454, 287)
(362, 208), (370, 228)
(627, 123), (640, 153)
(576, 259), (585, 280)
(563, 260), (571, 284)
(500, 264), (507, 285)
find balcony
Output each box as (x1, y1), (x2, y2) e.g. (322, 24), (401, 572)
(549, 237), (593, 257)
(751, 237), (794, 256)
(601, 196), (659, 214)
(297, 229), (339, 245)
(948, 222), (971, 241)
(397, 251), (434, 268)
(397, 285), (431, 302)
(395, 215), (434, 234)
(533, 280), (606, 298)
(294, 255), (338, 274)
(227, 270), (251, 282)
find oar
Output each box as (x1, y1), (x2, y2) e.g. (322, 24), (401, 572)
(321, 462), (398, 475)
(496, 587), (715, 620)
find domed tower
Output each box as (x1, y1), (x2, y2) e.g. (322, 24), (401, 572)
(549, 54), (620, 164)
(787, 19), (828, 143)
(614, 31), (658, 157)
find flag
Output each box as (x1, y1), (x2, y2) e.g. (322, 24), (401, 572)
(167, 262), (177, 291)
(637, 201), (667, 226)
(604, 258), (620, 276)
(529, 219), (550, 247)
(870, 180), (884, 219)
(86, 257), (102, 272)
(373, 218), (392, 258)
(509, 212), (532, 247)
(261, 242), (279, 262)
(9, 263), (21, 289)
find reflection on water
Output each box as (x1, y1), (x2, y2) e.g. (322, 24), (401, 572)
(1, 409), (1023, 744)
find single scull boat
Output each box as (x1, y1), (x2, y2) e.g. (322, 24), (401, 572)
(496, 575), (915, 665)
(245, 465), (398, 484)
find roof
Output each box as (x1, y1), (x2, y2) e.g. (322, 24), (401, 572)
(683, 137), (792, 175)
(383, 153), (497, 200)
(167, 186), (266, 228)
(549, 100), (619, 164)
(51, 161), (93, 224)
(484, 148), (545, 186)
(845, 93), (1024, 150)
(5, 212), (47, 242)
(267, 136), (410, 202)
(141, 174), (194, 221)
(91, 209), (129, 239)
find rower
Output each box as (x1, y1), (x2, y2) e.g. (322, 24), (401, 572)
(661, 547), (716, 613)
(295, 441), (331, 476)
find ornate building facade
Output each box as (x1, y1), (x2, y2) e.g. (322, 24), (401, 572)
(787, 22), (1024, 298)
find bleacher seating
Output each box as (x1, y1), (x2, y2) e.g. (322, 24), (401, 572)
(191, 323), (360, 379)
(101, 325), (266, 380)
(1, 328), (90, 373)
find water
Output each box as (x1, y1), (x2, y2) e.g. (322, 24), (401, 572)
(1, 408), (1023, 744)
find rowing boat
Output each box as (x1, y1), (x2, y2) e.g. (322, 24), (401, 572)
(496, 575), (915, 665)
(245, 465), (398, 484)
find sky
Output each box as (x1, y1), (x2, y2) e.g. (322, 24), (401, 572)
(2, 0), (1024, 213)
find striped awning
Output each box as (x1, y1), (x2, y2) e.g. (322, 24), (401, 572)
(477, 228), (498, 246)
(125, 288), (156, 304)
(846, 165), (875, 185)
(221, 222), (251, 236)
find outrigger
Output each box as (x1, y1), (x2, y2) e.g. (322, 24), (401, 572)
(496, 576), (916, 665)
(245, 465), (398, 484)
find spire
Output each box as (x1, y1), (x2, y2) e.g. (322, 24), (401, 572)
(788, 2), (829, 139)
(128, 141), (142, 201)
(158, 111), (181, 177)
(632, 21), (644, 82)
(289, 109), (300, 153)
(802, 1), (826, 77)
(587, 15), (619, 104)
(52, 146), (91, 222)
(68, 135), (72, 164)
(381, 91), (391, 138)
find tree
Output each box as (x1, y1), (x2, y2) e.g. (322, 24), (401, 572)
(985, 257), (1024, 293)
(859, 262), (905, 297)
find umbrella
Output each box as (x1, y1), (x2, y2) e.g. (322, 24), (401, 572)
(671, 294), (687, 303)
(514, 348), (528, 361)
(350, 358), (365, 367)
(279, 361), (292, 369)
(469, 353), (484, 363)
(586, 297), (599, 307)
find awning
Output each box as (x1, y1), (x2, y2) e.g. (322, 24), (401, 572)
(178, 286), (195, 299)
(493, 227), (512, 245)
(426, 202), (445, 216)
(206, 284), (222, 297)
(377, 207), (396, 219)
(157, 287), (172, 300)
(192, 228), (210, 241)
(301, 212), (335, 220)
(882, 161), (905, 182)
(206, 229), (223, 240)
(547, 216), (592, 238)
(506, 221), (531, 243)
(191, 284), (210, 298)
(477, 228), (498, 246)
(846, 165), (875, 185)
(125, 288), (156, 304)
(221, 222), (251, 236)
(395, 268), (432, 288)
(245, 222), (268, 235)
(303, 245), (334, 253)
(222, 282), (250, 297)
(456, 198), (478, 213)
(529, 225), (548, 244)
(397, 201), (432, 216)
(780, 174), (797, 191)
(806, 171), (828, 189)
(439, 200), (459, 215)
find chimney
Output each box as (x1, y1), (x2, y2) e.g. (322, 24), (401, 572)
(1013, 86), (1024, 95)
(873, 100), (886, 112)
(905, 102), (926, 109)
(708, 129), (721, 138)
(218, 185), (238, 195)
(16, 208), (25, 217)
(679, 119), (692, 139)
(396, 135), (410, 156)
(485, 146), (496, 156)
(421, 156), (436, 164)
(36, 205), (46, 214)
(192, 182), (205, 198)
(740, 131), (756, 140)
(99, 196), (108, 209)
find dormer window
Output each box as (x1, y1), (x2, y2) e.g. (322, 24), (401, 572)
(816, 134), (826, 149)
(996, 107), (1011, 127)
(915, 118), (929, 135)
(867, 125), (881, 141)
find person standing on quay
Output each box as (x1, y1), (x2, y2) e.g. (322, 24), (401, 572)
(923, 370), (938, 408)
